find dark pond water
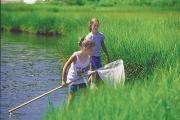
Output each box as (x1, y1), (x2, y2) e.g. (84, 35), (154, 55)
(1, 33), (68, 120)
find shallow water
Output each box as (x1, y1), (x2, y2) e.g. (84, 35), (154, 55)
(1, 33), (67, 120)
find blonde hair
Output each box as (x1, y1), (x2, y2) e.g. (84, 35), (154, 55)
(88, 18), (99, 32)
(78, 36), (95, 49)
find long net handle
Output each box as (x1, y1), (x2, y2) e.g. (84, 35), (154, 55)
(8, 74), (94, 113)
(9, 85), (65, 113)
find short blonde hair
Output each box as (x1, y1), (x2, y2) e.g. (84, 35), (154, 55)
(78, 36), (95, 49)
(88, 18), (99, 32)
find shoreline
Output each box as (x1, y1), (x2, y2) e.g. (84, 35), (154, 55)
(1, 27), (62, 36)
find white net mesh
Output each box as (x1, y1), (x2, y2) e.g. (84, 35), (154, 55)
(97, 60), (125, 86)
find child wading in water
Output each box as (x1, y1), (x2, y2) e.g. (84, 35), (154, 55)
(61, 37), (95, 107)
(86, 18), (110, 84)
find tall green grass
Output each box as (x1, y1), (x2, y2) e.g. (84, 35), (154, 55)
(1, 11), (87, 35)
(44, 62), (180, 120)
(44, 60), (180, 120)
(5, 0), (179, 7)
(1, 4), (179, 35)
(45, 6), (180, 120)
(57, 9), (180, 79)
(48, 6), (179, 120)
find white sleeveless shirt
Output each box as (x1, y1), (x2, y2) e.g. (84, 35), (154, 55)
(67, 51), (90, 85)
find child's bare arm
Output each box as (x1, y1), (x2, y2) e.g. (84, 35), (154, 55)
(61, 54), (76, 86)
(101, 40), (110, 63)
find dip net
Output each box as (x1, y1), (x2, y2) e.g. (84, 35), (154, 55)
(97, 60), (125, 86)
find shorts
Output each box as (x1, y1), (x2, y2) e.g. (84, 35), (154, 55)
(91, 56), (102, 69)
(68, 83), (87, 93)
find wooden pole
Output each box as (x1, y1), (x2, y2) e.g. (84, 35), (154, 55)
(9, 85), (65, 113)
(8, 74), (94, 113)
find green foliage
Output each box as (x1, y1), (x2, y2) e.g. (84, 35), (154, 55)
(43, 62), (180, 120)
(1, 10), (87, 34)
(48, 0), (180, 7)
(47, 6), (179, 120)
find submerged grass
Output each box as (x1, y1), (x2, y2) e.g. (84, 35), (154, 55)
(1, 4), (180, 120)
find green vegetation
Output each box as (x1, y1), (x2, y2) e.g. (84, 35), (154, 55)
(39, 0), (180, 7)
(1, 4), (180, 35)
(1, 3), (180, 120)
(44, 64), (180, 120)
(48, 6), (180, 119)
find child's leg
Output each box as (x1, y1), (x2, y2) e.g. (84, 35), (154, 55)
(91, 56), (103, 86)
(67, 85), (77, 109)
(79, 83), (88, 96)
(95, 72), (102, 85)
(89, 66), (96, 89)
(67, 84), (88, 109)
(67, 92), (74, 109)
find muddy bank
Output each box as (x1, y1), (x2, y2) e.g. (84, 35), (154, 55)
(1, 27), (62, 36)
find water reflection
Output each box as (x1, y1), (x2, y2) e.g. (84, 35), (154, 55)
(1, 33), (67, 120)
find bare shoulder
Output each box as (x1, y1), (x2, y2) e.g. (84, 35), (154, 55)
(67, 52), (77, 64)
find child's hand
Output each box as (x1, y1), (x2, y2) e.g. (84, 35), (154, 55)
(88, 70), (96, 76)
(61, 81), (67, 87)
